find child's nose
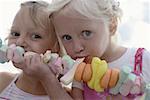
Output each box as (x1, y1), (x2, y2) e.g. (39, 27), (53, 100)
(16, 36), (27, 48)
(73, 41), (85, 54)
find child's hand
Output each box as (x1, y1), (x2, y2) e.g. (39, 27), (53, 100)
(22, 52), (55, 80)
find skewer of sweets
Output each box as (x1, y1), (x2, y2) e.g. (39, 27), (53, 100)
(60, 56), (145, 97)
(0, 38), (146, 97)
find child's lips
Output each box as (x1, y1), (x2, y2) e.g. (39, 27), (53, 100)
(73, 55), (88, 60)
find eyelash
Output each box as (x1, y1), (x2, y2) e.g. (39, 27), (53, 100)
(31, 34), (42, 39)
(10, 32), (20, 37)
(10, 32), (42, 40)
(61, 30), (92, 41)
(81, 30), (92, 38)
(62, 35), (72, 41)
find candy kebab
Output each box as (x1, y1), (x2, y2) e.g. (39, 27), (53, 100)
(0, 38), (145, 97)
(74, 56), (120, 92)
(42, 50), (80, 79)
(0, 38), (77, 83)
(72, 56), (145, 96)
(0, 38), (118, 91)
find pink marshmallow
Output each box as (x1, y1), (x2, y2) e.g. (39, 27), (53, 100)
(130, 76), (142, 95)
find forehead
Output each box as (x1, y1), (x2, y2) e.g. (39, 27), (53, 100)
(12, 7), (35, 29)
(53, 10), (105, 33)
(12, 6), (54, 34)
(53, 5), (105, 24)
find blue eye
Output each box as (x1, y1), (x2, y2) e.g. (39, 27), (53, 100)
(62, 35), (72, 41)
(10, 32), (20, 37)
(31, 34), (42, 39)
(81, 30), (92, 38)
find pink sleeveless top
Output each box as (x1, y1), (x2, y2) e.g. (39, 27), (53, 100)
(0, 74), (49, 100)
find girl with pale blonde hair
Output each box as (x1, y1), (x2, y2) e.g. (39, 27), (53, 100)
(48, 0), (150, 99)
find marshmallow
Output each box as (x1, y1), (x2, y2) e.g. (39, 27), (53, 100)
(0, 45), (9, 63)
(130, 76), (141, 95)
(43, 50), (51, 63)
(16, 46), (25, 56)
(53, 57), (63, 74)
(62, 55), (75, 72)
(11, 46), (24, 63)
(0, 42), (24, 63)
(50, 53), (59, 62)
(119, 73), (136, 96)
(109, 66), (132, 95)
(0, 38), (2, 47)
(60, 58), (84, 85)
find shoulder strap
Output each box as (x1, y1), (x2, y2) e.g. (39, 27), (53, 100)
(0, 73), (19, 94)
(134, 48), (145, 75)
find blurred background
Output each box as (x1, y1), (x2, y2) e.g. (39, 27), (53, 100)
(0, 0), (150, 73)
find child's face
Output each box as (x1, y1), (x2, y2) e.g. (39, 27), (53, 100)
(53, 11), (111, 59)
(8, 7), (56, 54)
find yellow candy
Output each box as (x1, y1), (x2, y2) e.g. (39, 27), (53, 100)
(94, 60), (108, 92)
(87, 57), (100, 89)
(87, 57), (108, 92)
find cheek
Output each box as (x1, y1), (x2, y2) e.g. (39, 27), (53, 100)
(64, 44), (73, 54)
(89, 45), (104, 58)
(8, 39), (16, 46)
(39, 39), (52, 47)
(88, 38), (108, 57)
(33, 47), (48, 54)
(30, 42), (49, 54)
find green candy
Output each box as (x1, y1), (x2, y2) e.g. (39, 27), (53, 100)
(0, 38), (2, 47)
(0, 45), (9, 63)
(62, 55), (75, 69)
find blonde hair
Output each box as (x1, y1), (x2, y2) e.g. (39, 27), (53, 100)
(7, 1), (59, 52)
(48, 0), (123, 53)
(49, 0), (122, 23)
(20, 1), (52, 31)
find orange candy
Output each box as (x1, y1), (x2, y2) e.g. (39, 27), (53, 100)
(74, 56), (120, 91)
(82, 64), (92, 82)
(108, 68), (120, 88)
(100, 69), (112, 89)
(74, 62), (86, 81)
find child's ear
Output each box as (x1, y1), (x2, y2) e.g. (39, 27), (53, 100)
(109, 17), (118, 36)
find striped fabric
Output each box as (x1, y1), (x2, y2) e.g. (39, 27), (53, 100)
(0, 74), (49, 100)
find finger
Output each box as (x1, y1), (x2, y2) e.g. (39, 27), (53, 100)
(6, 44), (16, 60)
(13, 61), (26, 69)
(31, 54), (41, 65)
(24, 54), (33, 67)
